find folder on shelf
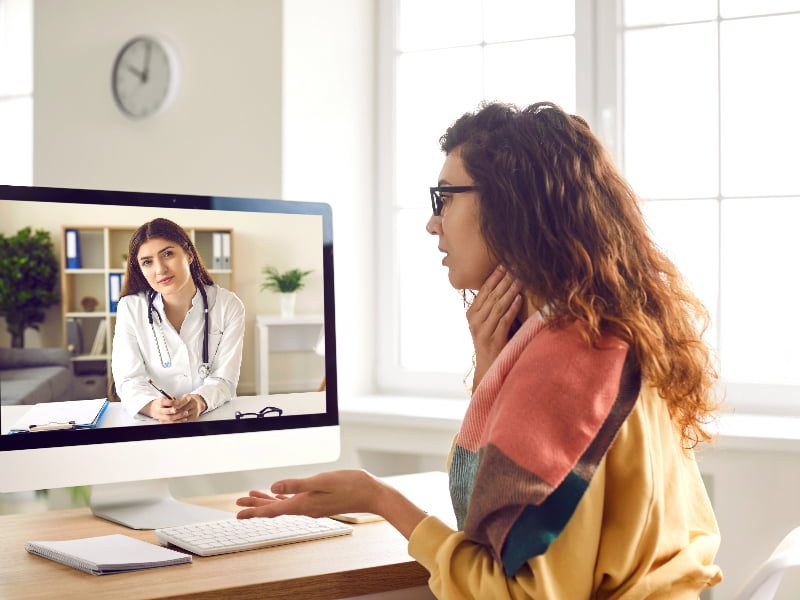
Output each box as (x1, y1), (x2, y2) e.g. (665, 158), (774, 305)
(65, 229), (81, 269)
(90, 320), (108, 355)
(221, 232), (231, 270)
(9, 399), (109, 433)
(212, 232), (223, 269)
(109, 273), (122, 313)
(66, 318), (83, 355)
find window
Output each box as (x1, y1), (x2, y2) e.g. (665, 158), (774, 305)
(378, 0), (578, 395)
(0, 0), (33, 185)
(380, 0), (800, 410)
(620, 0), (800, 408)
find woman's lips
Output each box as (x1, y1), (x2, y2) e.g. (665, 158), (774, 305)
(158, 276), (174, 285)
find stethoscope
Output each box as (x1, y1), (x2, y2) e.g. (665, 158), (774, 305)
(147, 282), (212, 378)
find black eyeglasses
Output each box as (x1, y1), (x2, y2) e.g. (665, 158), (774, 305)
(429, 186), (479, 217)
(235, 406), (283, 419)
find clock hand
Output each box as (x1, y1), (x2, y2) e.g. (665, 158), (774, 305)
(125, 63), (145, 82)
(142, 40), (152, 84)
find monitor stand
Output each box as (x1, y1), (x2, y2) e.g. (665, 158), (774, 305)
(90, 479), (234, 530)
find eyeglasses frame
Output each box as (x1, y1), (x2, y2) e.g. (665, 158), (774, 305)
(429, 185), (479, 217)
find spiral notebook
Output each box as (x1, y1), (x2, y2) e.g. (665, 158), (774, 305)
(25, 534), (191, 575)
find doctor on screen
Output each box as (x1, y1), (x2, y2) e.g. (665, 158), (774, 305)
(112, 218), (245, 423)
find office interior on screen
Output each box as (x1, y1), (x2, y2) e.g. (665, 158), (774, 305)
(0, 199), (326, 421)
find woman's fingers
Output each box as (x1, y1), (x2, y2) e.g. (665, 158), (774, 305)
(271, 472), (333, 495)
(469, 265), (506, 313)
(248, 490), (273, 499)
(236, 494), (305, 519)
(235, 496), (275, 507)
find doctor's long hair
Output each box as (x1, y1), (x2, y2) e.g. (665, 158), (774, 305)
(120, 218), (214, 298)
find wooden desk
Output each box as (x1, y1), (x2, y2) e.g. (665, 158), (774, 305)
(0, 472), (452, 599)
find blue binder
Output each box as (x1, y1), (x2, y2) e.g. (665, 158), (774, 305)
(65, 229), (81, 269)
(109, 273), (122, 313)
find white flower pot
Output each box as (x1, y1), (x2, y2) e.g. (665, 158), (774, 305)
(280, 293), (296, 318)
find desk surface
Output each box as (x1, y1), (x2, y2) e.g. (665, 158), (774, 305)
(0, 472), (452, 600)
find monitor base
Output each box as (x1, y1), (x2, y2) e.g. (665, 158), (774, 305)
(90, 479), (234, 530)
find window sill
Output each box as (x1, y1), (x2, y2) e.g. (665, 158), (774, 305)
(339, 395), (800, 454)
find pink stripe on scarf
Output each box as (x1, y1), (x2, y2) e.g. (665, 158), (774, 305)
(458, 313), (548, 451)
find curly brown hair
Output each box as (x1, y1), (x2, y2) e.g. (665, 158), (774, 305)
(441, 101), (717, 448)
(120, 218), (214, 298)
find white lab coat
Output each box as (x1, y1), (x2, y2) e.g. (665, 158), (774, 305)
(112, 284), (245, 418)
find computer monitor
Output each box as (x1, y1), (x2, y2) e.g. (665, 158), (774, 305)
(0, 185), (339, 529)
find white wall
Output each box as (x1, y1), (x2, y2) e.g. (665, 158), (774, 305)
(33, 0), (282, 198)
(168, 0), (378, 506)
(282, 0), (377, 400)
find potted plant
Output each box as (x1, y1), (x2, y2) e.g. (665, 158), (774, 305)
(261, 266), (312, 318)
(0, 227), (60, 347)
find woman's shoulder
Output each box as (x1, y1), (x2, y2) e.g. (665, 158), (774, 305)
(118, 291), (149, 311)
(210, 285), (244, 313)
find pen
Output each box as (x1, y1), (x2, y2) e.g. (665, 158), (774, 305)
(29, 421), (76, 432)
(147, 378), (175, 401)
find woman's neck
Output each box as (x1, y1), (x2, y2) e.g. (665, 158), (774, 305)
(162, 281), (198, 322)
(519, 291), (541, 322)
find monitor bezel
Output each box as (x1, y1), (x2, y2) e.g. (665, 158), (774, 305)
(0, 184), (339, 451)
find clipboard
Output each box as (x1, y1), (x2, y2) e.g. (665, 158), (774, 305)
(9, 399), (109, 433)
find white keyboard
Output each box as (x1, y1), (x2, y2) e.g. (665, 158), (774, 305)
(155, 515), (353, 556)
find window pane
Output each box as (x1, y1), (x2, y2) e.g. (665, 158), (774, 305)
(397, 208), (474, 373)
(398, 0), (482, 51)
(641, 199), (719, 348)
(0, 97), (32, 185)
(624, 23), (718, 199)
(624, 0), (716, 27)
(721, 0), (800, 18)
(720, 15), (800, 196)
(720, 198), (800, 385)
(396, 47), (483, 209)
(0, 0), (33, 96)
(484, 37), (576, 112)
(483, 0), (573, 42)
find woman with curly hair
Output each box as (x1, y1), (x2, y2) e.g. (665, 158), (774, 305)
(236, 102), (723, 598)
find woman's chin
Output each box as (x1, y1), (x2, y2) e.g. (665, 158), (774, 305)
(447, 270), (477, 291)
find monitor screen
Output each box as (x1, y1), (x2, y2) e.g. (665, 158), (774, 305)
(0, 185), (339, 498)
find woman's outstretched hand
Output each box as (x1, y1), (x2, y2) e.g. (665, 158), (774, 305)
(235, 470), (429, 539)
(467, 265), (524, 392)
(236, 470), (387, 520)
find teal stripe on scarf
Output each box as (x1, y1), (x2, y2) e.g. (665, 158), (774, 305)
(500, 471), (589, 576)
(449, 444), (479, 531)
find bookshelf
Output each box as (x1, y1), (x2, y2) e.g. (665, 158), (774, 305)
(60, 226), (235, 398)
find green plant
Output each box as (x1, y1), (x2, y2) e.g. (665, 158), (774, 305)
(0, 227), (60, 348)
(260, 266), (312, 293)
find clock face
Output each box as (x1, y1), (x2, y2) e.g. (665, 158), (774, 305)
(112, 37), (176, 118)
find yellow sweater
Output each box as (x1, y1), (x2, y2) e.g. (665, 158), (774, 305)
(408, 386), (723, 599)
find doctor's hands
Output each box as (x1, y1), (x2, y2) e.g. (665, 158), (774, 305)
(468, 265), (524, 392)
(142, 393), (207, 423)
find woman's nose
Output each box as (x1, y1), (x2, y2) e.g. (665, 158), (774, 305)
(426, 215), (442, 235)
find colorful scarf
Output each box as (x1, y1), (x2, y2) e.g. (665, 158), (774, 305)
(450, 312), (641, 576)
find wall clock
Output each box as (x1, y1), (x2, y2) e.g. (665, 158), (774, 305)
(112, 36), (178, 119)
